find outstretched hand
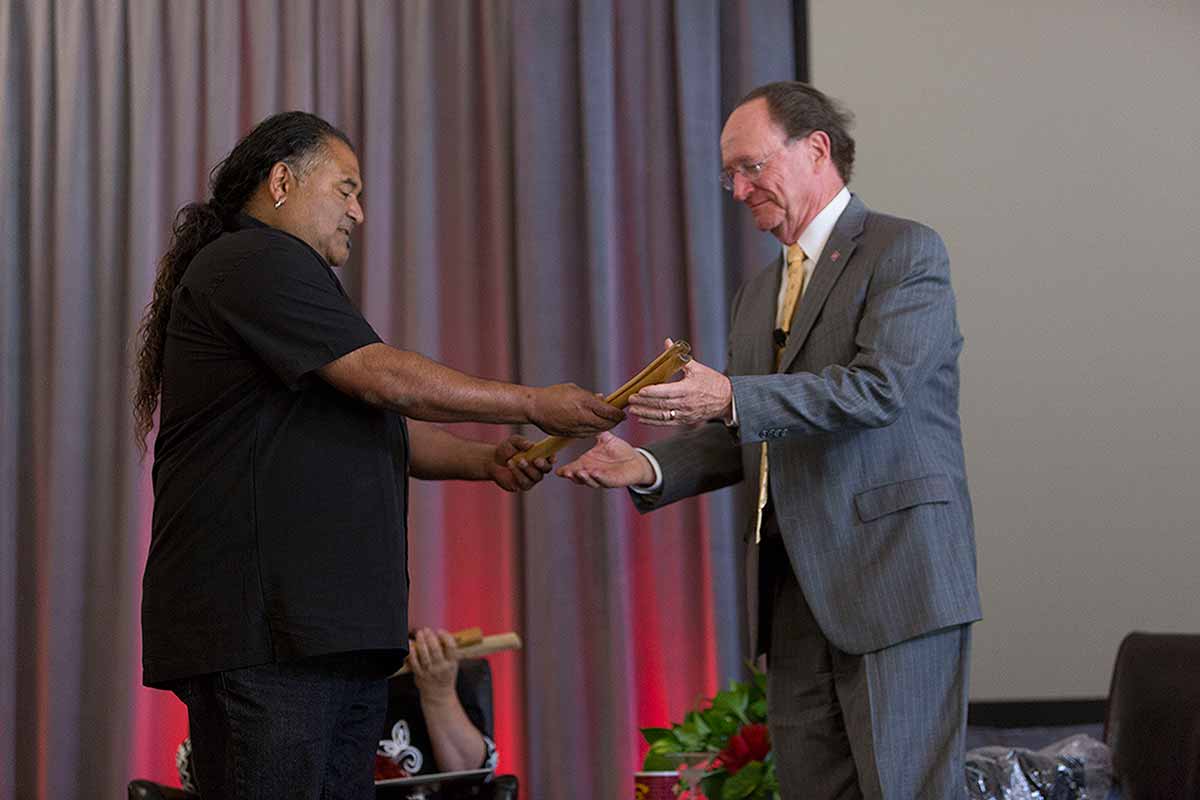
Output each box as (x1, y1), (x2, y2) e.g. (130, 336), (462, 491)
(556, 432), (656, 489)
(627, 338), (732, 426)
(531, 383), (625, 437)
(488, 434), (554, 491)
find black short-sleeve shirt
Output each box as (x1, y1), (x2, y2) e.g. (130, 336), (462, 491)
(142, 212), (409, 687)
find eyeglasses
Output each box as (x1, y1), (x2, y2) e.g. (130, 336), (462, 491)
(718, 134), (807, 191)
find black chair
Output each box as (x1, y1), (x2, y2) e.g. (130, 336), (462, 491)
(128, 658), (517, 800)
(1103, 631), (1200, 800)
(127, 784), (194, 800)
(128, 766), (518, 800)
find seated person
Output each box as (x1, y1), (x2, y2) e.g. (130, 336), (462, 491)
(177, 628), (498, 791)
(377, 627), (498, 777)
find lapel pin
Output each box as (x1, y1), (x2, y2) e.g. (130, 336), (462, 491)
(830, 250), (840, 262)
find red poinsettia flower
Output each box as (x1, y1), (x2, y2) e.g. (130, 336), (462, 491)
(715, 722), (771, 775)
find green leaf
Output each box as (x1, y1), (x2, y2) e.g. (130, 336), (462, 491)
(721, 761), (766, 800)
(748, 698), (768, 722)
(704, 712), (740, 744)
(675, 732), (706, 752)
(641, 727), (677, 746)
(648, 734), (682, 752)
(684, 710), (712, 737)
(644, 736), (683, 768)
(642, 749), (677, 771)
(711, 685), (751, 725)
(762, 768), (779, 794)
(712, 694), (748, 719)
(643, 729), (692, 771)
(699, 769), (728, 799)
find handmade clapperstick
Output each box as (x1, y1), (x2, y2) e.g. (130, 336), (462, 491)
(457, 632), (523, 660)
(392, 628), (523, 676)
(506, 339), (692, 469)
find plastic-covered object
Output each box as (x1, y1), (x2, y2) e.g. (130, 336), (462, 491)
(965, 734), (1114, 800)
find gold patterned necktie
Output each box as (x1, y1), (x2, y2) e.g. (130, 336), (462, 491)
(754, 243), (807, 543)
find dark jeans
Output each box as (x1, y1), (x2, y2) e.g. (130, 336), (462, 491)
(172, 652), (391, 800)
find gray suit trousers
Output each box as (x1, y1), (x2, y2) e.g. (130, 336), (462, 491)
(762, 537), (971, 800)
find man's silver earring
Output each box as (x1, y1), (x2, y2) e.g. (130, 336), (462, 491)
(274, 197), (286, 209)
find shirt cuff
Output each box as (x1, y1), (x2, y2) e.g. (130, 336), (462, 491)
(629, 448), (664, 494)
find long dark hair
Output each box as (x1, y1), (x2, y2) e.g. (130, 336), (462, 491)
(133, 111), (353, 454)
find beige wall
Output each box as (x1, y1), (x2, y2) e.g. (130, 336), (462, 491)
(809, 0), (1200, 699)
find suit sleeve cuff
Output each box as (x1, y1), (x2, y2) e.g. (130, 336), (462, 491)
(629, 448), (663, 494)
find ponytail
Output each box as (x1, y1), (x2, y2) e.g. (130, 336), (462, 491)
(132, 201), (225, 453)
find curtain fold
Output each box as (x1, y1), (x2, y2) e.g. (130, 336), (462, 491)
(0, 2), (798, 797)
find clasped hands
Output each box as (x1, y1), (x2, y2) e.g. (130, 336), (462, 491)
(555, 339), (731, 489)
(488, 382), (626, 492)
(490, 339), (730, 492)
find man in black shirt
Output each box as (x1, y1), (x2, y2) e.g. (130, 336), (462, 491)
(134, 112), (621, 800)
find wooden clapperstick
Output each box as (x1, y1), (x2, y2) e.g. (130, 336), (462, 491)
(444, 627), (484, 648)
(506, 340), (692, 468)
(391, 628), (523, 677)
(457, 632), (522, 660)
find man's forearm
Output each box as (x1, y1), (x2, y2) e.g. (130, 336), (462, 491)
(319, 343), (623, 437)
(634, 422), (743, 510)
(357, 344), (533, 424)
(408, 421), (493, 481)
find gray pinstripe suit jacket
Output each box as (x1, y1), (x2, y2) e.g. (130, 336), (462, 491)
(633, 194), (981, 655)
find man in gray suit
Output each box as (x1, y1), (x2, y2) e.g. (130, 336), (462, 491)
(559, 82), (980, 799)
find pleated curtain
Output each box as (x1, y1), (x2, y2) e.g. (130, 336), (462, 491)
(0, 2), (800, 797)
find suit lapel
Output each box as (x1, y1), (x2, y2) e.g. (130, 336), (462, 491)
(777, 195), (867, 373)
(742, 255), (783, 375)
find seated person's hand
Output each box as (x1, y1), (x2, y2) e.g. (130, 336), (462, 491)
(408, 627), (459, 701)
(404, 626), (495, 774)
